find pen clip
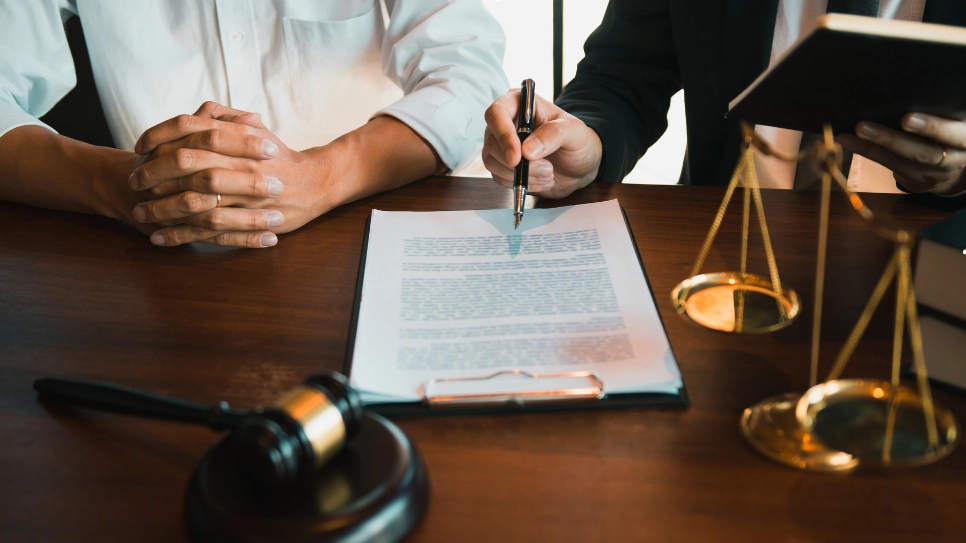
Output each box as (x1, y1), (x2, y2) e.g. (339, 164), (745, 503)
(517, 78), (535, 132)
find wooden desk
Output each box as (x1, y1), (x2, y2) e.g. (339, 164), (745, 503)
(1, 178), (964, 542)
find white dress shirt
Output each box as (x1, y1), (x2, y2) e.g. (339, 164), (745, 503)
(754, 0), (925, 192)
(0, 0), (508, 172)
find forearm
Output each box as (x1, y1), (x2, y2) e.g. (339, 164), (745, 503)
(316, 115), (444, 212)
(0, 125), (138, 219)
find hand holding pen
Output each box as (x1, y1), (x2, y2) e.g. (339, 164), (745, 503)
(481, 82), (604, 203)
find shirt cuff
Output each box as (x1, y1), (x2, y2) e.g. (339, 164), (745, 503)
(0, 102), (55, 139)
(372, 85), (475, 172)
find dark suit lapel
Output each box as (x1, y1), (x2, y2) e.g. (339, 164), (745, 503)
(923, 0), (966, 27)
(713, 0), (780, 184)
(722, 0), (780, 101)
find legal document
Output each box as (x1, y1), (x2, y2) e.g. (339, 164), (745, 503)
(348, 199), (682, 404)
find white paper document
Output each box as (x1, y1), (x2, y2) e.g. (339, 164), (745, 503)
(349, 199), (682, 404)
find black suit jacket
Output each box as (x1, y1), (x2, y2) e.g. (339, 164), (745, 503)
(556, 0), (966, 186)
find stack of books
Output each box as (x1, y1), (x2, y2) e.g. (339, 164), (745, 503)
(915, 209), (966, 391)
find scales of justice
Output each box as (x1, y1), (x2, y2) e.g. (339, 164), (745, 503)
(671, 123), (959, 471)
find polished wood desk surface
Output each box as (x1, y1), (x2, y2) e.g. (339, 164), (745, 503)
(1, 177), (964, 543)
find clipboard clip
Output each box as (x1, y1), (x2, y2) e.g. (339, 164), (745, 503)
(421, 370), (605, 409)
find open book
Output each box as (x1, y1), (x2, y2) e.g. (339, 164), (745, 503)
(343, 200), (686, 414)
(727, 14), (966, 134)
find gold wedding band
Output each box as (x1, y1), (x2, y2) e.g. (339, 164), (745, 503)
(216, 194), (222, 207)
(937, 147), (948, 167)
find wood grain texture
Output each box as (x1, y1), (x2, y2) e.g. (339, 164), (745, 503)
(1, 177), (964, 543)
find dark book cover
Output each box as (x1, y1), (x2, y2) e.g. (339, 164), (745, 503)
(727, 14), (966, 134)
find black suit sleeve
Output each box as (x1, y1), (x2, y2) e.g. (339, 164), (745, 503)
(555, 0), (681, 183)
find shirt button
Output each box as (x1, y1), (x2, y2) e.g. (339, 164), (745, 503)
(232, 30), (245, 42)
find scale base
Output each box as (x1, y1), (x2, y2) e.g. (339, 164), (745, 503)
(800, 379), (959, 467)
(185, 412), (429, 543)
(741, 392), (858, 472)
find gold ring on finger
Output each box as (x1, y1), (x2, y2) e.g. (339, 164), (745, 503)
(216, 194), (223, 207)
(936, 147), (948, 167)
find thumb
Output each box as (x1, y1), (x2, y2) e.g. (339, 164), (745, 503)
(521, 117), (584, 161)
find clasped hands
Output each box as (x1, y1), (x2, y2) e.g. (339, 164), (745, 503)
(483, 89), (966, 197)
(125, 101), (330, 248)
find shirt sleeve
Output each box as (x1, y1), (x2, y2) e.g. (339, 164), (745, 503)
(0, 0), (78, 140)
(374, 0), (509, 172)
(554, 0), (681, 183)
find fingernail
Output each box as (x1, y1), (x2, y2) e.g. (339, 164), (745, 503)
(132, 206), (147, 222)
(150, 232), (166, 245)
(266, 212), (284, 228)
(905, 114), (927, 132)
(266, 177), (283, 196)
(535, 163), (552, 177)
(128, 173), (138, 189)
(857, 123), (879, 139)
(523, 138), (545, 158)
(261, 140), (279, 157)
(260, 233), (278, 247)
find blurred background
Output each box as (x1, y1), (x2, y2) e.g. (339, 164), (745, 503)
(483, 0), (686, 185)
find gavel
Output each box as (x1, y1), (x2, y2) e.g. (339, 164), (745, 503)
(33, 371), (364, 485)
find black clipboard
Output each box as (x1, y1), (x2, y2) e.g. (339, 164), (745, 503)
(342, 207), (689, 417)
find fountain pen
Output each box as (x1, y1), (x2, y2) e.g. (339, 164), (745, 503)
(513, 79), (536, 229)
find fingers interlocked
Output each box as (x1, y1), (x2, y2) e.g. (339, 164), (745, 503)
(131, 102), (287, 248)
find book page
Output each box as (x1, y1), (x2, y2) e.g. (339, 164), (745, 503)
(349, 199), (682, 403)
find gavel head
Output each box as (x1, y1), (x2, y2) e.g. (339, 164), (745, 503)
(227, 372), (364, 486)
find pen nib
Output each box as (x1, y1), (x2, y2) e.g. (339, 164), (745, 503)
(514, 214), (521, 230)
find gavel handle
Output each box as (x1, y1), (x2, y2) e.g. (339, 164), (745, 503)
(33, 376), (249, 430)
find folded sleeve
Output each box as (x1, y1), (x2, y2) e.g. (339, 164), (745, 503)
(0, 0), (78, 140)
(555, 0), (680, 183)
(375, 0), (509, 171)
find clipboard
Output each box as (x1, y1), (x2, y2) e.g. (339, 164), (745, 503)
(342, 208), (689, 418)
